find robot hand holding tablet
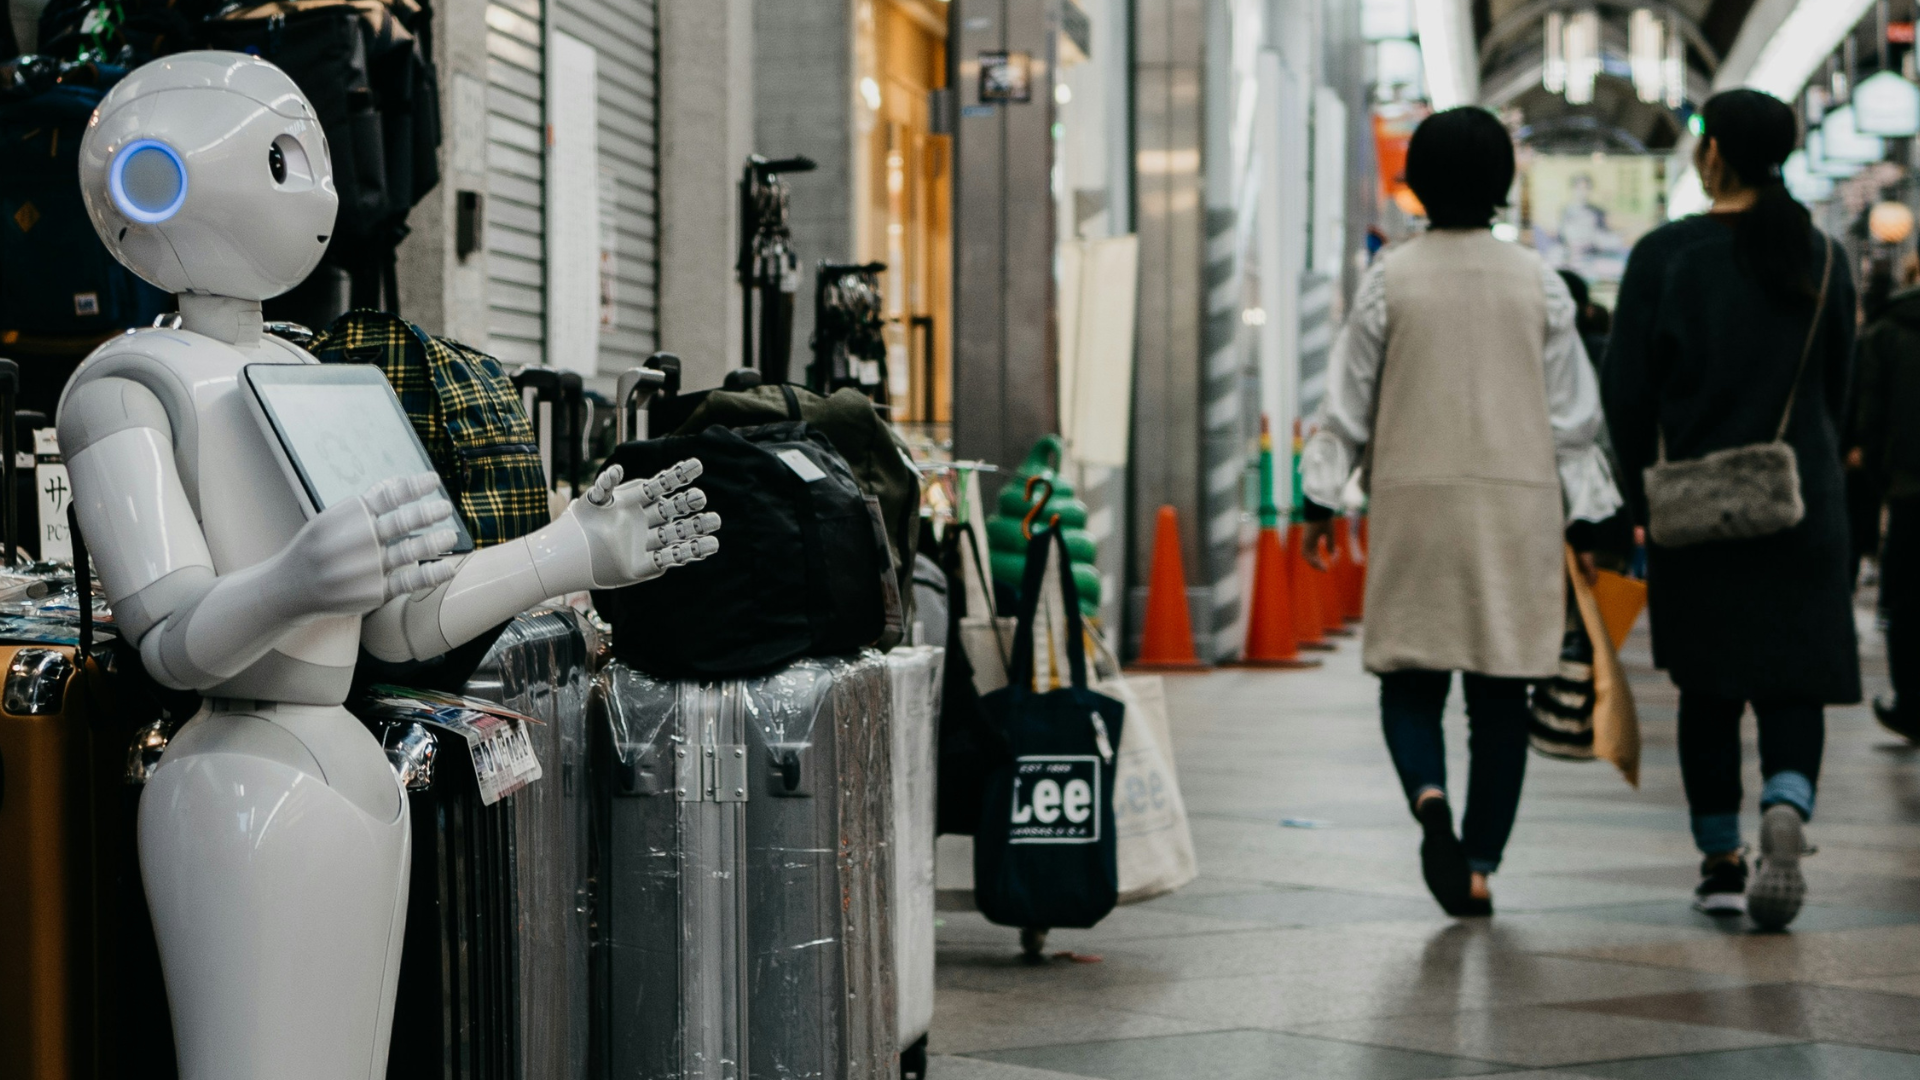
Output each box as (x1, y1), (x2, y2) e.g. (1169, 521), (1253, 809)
(56, 52), (719, 1080)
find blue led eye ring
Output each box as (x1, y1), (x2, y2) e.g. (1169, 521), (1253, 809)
(109, 139), (188, 224)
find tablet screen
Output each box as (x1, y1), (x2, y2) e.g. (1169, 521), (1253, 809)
(246, 364), (474, 553)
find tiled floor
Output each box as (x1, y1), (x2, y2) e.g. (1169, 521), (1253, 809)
(925, 610), (1920, 1078)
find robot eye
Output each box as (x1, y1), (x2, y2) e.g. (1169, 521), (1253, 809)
(269, 142), (287, 184)
(108, 140), (187, 224)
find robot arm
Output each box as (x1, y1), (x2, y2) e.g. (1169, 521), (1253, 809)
(61, 377), (461, 691)
(361, 461), (720, 661)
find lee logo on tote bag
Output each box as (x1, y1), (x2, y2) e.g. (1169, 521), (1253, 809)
(1009, 756), (1103, 843)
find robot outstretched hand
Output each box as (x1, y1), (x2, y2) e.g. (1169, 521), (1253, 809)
(569, 459), (721, 588)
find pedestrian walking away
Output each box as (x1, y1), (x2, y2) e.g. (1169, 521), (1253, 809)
(1300, 106), (1622, 918)
(1848, 254), (1920, 746)
(1603, 88), (1861, 931)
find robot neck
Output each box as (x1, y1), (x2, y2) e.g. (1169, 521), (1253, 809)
(177, 294), (264, 347)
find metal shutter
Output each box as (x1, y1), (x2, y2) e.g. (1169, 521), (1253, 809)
(553, 0), (660, 371)
(485, 0), (547, 365)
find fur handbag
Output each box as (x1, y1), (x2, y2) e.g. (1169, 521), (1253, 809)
(1643, 239), (1833, 548)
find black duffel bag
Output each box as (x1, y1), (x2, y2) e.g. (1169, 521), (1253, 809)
(597, 422), (901, 679)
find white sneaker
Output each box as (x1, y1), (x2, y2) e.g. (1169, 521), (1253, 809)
(1748, 804), (1807, 931)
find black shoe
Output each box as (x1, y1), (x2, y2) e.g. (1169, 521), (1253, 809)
(1692, 854), (1748, 916)
(1417, 797), (1479, 916)
(1874, 697), (1920, 743)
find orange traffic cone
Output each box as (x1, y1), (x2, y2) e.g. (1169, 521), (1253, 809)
(1240, 525), (1318, 667)
(1286, 523), (1333, 651)
(1132, 505), (1209, 670)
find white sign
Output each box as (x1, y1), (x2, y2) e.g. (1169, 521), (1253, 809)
(1820, 106), (1887, 164)
(33, 429), (69, 562)
(1855, 71), (1920, 137)
(545, 33), (601, 376)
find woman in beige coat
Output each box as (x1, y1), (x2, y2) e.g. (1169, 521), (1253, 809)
(1301, 108), (1620, 915)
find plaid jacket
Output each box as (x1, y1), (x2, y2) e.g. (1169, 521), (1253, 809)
(310, 311), (550, 547)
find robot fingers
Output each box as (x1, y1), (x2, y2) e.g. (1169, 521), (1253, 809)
(640, 486), (708, 527)
(385, 555), (460, 600)
(631, 458), (704, 505)
(382, 527), (461, 573)
(374, 495), (456, 543)
(649, 535), (720, 572)
(584, 465), (624, 507)
(647, 511), (721, 549)
(364, 472), (447, 518)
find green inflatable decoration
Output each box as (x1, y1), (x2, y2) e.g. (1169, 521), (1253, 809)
(985, 435), (1102, 616)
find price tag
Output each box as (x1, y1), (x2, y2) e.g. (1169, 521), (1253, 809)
(468, 714), (543, 804)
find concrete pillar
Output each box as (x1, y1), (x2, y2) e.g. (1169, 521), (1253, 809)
(753, 1), (857, 373)
(1128, 0), (1205, 643)
(950, 0), (1057, 485)
(658, 0), (756, 391)
(395, 0), (490, 342)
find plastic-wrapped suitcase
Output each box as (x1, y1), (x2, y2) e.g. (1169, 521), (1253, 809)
(359, 606), (592, 1080)
(466, 608), (596, 1080)
(885, 646), (943, 1080)
(593, 651), (897, 1080)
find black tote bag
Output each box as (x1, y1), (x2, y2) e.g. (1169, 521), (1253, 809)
(973, 528), (1126, 930)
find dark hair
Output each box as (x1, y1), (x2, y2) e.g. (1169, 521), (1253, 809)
(1405, 107), (1515, 229)
(1698, 89), (1815, 299)
(1557, 269), (1591, 311)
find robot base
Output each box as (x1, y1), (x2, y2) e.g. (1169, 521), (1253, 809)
(139, 701), (409, 1080)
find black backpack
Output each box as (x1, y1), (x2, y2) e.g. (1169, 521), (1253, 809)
(204, 0), (441, 314)
(597, 423), (901, 680)
(0, 62), (172, 412)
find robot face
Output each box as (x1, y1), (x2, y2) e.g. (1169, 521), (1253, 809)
(79, 52), (339, 301)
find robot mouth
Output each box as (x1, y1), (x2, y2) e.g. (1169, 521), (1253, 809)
(318, 235), (328, 242)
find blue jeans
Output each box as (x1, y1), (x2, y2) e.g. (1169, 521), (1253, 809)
(1677, 690), (1822, 857)
(1380, 670), (1532, 875)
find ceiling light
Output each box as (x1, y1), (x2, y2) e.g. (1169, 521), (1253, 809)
(1854, 70), (1920, 136)
(1565, 9), (1601, 106)
(1630, 9), (1663, 104)
(1745, 0), (1878, 101)
(1414, 0), (1477, 108)
(1821, 105), (1887, 162)
(1543, 11), (1567, 94)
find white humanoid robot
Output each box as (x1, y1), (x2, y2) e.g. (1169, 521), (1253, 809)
(57, 52), (719, 1080)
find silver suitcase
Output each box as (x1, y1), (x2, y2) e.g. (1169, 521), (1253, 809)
(594, 652), (897, 1080)
(885, 647), (943, 1079)
(465, 608), (597, 1080)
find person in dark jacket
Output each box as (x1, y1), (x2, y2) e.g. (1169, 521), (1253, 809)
(1848, 258), (1920, 743)
(1604, 90), (1859, 931)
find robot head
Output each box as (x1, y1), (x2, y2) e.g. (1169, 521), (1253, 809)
(79, 52), (338, 301)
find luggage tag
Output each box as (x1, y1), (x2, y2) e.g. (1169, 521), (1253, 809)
(361, 685), (545, 804)
(776, 448), (828, 482)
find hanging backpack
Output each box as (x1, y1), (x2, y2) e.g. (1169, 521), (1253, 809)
(598, 421), (900, 679)
(204, 0), (442, 313)
(310, 311), (549, 546)
(972, 528), (1125, 931)
(0, 61), (172, 412)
